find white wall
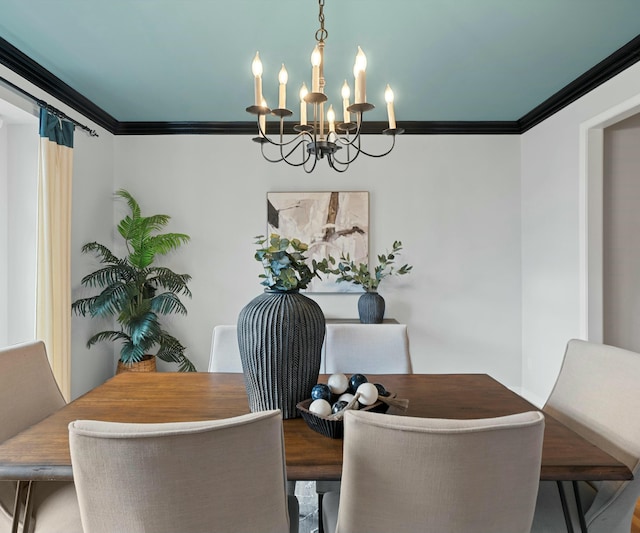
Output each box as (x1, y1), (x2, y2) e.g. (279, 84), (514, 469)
(521, 61), (640, 406)
(603, 113), (640, 352)
(0, 120), (6, 346)
(6, 124), (38, 345)
(113, 133), (523, 389)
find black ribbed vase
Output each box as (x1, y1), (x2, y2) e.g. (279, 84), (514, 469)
(358, 291), (386, 323)
(237, 290), (325, 419)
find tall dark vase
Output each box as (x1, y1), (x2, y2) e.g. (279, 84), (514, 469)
(358, 291), (385, 323)
(237, 290), (325, 419)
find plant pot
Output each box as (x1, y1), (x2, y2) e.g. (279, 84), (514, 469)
(237, 290), (325, 419)
(358, 291), (385, 323)
(116, 354), (157, 374)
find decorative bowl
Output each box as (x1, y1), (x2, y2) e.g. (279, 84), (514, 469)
(296, 397), (390, 439)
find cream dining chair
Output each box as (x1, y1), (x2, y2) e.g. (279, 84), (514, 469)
(69, 410), (298, 533)
(0, 340), (82, 533)
(531, 339), (640, 533)
(322, 409), (545, 533)
(208, 324), (244, 372)
(316, 322), (412, 532)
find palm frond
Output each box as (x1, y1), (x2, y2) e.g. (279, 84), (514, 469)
(72, 296), (99, 317)
(81, 242), (120, 264)
(147, 268), (192, 296)
(123, 310), (162, 346)
(150, 292), (188, 316)
(156, 332), (196, 372)
(147, 233), (190, 256)
(87, 330), (130, 348)
(115, 189), (141, 220)
(80, 263), (136, 289)
(90, 282), (134, 318)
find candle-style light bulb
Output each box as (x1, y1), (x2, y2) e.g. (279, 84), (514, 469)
(259, 97), (267, 137)
(278, 64), (288, 109)
(327, 104), (336, 134)
(311, 46), (322, 93)
(299, 83), (308, 126)
(341, 80), (351, 123)
(252, 52), (263, 107)
(385, 84), (396, 129)
(353, 46), (367, 104)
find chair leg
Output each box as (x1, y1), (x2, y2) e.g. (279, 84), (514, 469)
(318, 492), (324, 533)
(11, 481), (28, 533)
(21, 482), (35, 533)
(556, 481), (575, 533)
(572, 481), (588, 533)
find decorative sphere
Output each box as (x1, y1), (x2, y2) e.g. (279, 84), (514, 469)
(311, 383), (332, 401)
(374, 383), (390, 397)
(309, 398), (332, 417)
(348, 373), (368, 393)
(327, 373), (349, 394)
(331, 400), (349, 414)
(337, 393), (360, 410)
(356, 382), (379, 405)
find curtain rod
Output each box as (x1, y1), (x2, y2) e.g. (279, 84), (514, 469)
(0, 75), (99, 137)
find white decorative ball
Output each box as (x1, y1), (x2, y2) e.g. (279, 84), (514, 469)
(327, 373), (349, 394)
(337, 393), (360, 410)
(356, 382), (379, 406)
(309, 398), (332, 417)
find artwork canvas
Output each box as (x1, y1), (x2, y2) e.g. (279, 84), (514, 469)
(267, 191), (369, 293)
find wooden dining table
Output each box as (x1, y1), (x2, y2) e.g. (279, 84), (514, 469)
(0, 372), (631, 484)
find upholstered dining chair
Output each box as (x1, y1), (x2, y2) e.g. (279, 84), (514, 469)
(316, 322), (412, 531)
(322, 409), (545, 533)
(208, 325), (299, 501)
(208, 324), (243, 372)
(0, 340), (82, 533)
(323, 323), (412, 374)
(531, 339), (640, 533)
(69, 410), (298, 533)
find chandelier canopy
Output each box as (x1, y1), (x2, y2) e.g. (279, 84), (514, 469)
(247, 0), (403, 173)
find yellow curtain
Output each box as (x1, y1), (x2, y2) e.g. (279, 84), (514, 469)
(36, 109), (74, 400)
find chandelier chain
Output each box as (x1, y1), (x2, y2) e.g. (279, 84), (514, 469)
(315, 0), (328, 43)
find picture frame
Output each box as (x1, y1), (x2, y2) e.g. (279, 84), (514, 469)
(267, 191), (369, 293)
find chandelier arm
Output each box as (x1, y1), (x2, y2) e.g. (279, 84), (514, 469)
(327, 155), (350, 173)
(260, 137), (311, 165)
(303, 153), (319, 173)
(350, 134), (398, 158)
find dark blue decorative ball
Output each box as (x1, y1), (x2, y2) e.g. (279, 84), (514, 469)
(348, 374), (368, 393)
(331, 400), (349, 414)
(374, 383), (390, 397)
(311, 383), (332, 401)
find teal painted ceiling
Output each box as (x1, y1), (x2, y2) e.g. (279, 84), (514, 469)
(1, 0), (639, 123)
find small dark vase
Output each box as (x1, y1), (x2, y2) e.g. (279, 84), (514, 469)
(237, 290), (325, 419)
(358, 291), (385, 323)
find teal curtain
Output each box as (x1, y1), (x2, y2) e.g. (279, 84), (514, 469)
(39, 107), (74, 147)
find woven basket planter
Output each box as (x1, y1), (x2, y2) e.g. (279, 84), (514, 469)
(116, 354), (157, 374)
(237, 290), (325, 419)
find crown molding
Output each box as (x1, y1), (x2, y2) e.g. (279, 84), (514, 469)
(2, 34), (640, 136)
(0, 37), (118, 133)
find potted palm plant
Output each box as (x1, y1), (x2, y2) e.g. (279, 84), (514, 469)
(72, 189), (195, 372)
(237, 234), (325, 418)
(318, 240), (412, 323)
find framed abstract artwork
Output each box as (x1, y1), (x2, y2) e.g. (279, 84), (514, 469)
(267, 191), (369, 293)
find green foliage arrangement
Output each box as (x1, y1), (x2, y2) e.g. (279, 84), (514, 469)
(254, 234), (323, 291)
(71, 189), (196, 371)
(318, 240), (413, 292)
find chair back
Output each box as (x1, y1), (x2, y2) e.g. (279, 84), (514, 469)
(323, 323), (412, 374)
(208, 325), (243, 372)
(0, 340), (65, 443)
(543, 339), (640, 531)
(335, 410), (544, 533)
(69, 410), (291, 533)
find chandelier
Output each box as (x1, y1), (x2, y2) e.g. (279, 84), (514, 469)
(246, 0), (404, 173)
